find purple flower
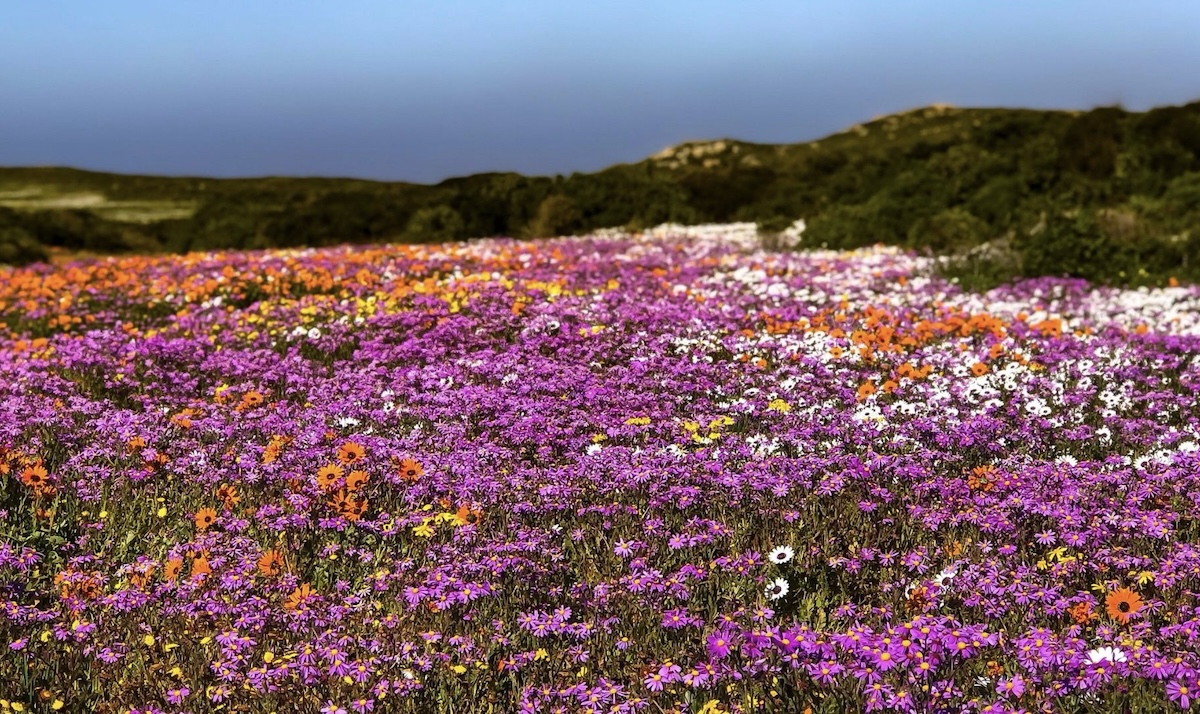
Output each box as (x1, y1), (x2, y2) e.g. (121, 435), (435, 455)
(706, 631), (733, 659)
(1168, 679), (1195, 710)
(997, 675), (1025, 698)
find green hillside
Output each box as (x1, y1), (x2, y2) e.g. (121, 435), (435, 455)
(4, 101), (1200, 287)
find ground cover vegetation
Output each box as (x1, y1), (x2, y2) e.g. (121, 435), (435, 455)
(3, 227), (1200, 712)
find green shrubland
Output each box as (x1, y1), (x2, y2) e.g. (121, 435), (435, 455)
(2, 102), (1200, 287)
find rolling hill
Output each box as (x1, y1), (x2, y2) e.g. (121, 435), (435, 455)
(3, 101), (1200, 287)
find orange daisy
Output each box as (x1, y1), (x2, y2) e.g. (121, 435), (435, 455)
(190, 554), (212, 581)
(163, 558), (183, 582)
(455, 504), (482, 526)
(316, 463), (344, 491)
(1069, 601), (1096, 625)
(194, 507), (218, 530)
(328, 489), (367, 521)
(284, 583), (315, 611)
(345, 470), (369, 492)
(336, 441), (365, 465)
(1105, 588), (1143, 624)
(967, 465), (997, 493)
(397, 458), (424, 484)
(215, 483), (240, 509)
(257, 549), (284, 577)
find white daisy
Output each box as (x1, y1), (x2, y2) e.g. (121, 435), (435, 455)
(1086, 646), (1127, 664)
(764, 578), (790, 601)
(933, 566), (957, 588)
(768, 545), (795, 564)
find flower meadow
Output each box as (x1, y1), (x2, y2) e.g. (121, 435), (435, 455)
(4, 226), (1200, 714)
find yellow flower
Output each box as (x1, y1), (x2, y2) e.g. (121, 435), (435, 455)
(412, 523), (434, 538)
(767, 399), (792, 413)
(142, 635), (155, 647)
(450, 664), (467, 675)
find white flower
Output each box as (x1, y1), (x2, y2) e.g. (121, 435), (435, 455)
(933, 567), (957, 588)
(768, 546), (795, 564)
(764, 578), (790, 601)
(307, 327), (321, 340)
(1087, 646), (1127, 664)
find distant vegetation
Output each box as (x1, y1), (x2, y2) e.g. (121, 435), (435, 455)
(4, 101), (1200, 287)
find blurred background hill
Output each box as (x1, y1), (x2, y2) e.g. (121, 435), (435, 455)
(4, 101), (1200, 288)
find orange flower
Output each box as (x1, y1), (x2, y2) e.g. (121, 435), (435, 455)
(345, 469), (369, 491)
(257, 549), (284, 577)
(1106, 588), (1143, 624)
(216, 483), (240, 509)
(328, 489), (367, 521)
(455, 504), (482, 526)
(316, 463), (345, 491)
(856, 381), (876, 401)
(240, 391), (265, 409)
(19, 463), (51, 495)
(1069, 601), (1096, 625)
(970, 362), (989, 377)
(190, 554), (212, 581)
(164, 558), (183, 582)
(194, 507), (218, 530)
(337, 442), (366, 465)
(967, 466), (997, 493)
(397, 458), (424, 484)
(905, 585), (930, 613)
(284, 583), (315, 611)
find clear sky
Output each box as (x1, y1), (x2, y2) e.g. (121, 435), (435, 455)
(3, 1), (1199, 183)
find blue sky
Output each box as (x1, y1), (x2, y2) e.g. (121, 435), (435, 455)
(3, 1), (1199, 182)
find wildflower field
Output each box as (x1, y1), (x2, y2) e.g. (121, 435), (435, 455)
(4, 226), (1200, 714)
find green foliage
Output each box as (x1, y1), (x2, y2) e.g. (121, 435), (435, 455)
(907, 207), (990, 253)
(0, 223), (48, 265)
(404, 205), (465, 243)
(527, 194), (582, 237)
(3, 100), (1200, 286)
